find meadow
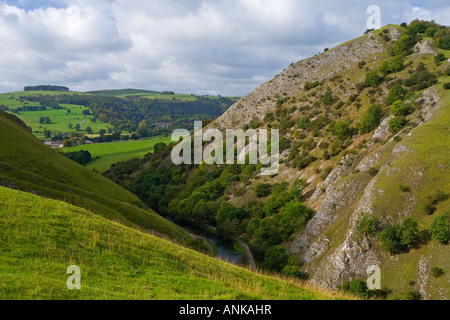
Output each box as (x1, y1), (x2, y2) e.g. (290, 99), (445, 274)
(0, 91), (112, 139)
(0, 186), (350, 300)
(62, 136), (173, 172)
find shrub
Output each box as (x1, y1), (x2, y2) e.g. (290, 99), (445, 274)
(246, 218), (261, 236)
(333, 121), (351, 138)
(264, 113), (275, 123)
(391, 100), (413, 117)
(405, 291), (420, 300)
(254, 183), (273, 198)
(360, 104), (383, 133)
(434, 53), (446, 65)
(322, 89), (334, 106)
(298, 115), (310, 129)
(356, 212), (379, 236)
(281, 265), (305, 279)
(400, 218), (419, 248)
(399, 185), (411, 192)
(264, 246), (288, 272)
(380, 56), (405, 75)
(389, 117), (407, 133)
(304, 81), (319, 91)
(431, 266), (444, 278)
(403, 63), (438, 91)
(424, 204), (437, 215)
(378, 225), (404, 254)
(342, 279), (371, 299)
(429, 214), (450, 244)
(364, 71), (382, 87)
(444, 83), (450, 90)
(388, 84), (407, 105)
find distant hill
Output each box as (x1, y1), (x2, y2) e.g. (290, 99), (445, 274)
(86, 88), (161, 96)
(0, 110), (186, 240)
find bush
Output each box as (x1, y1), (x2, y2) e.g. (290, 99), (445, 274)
(399, 185), (411, 192)
(378, 225), (404, 254)
(298, 115), (310, 129)
(388, 84), (407, 105)
(429, 214), (450, 244)
(434, 53), (446, 65)
(389, 117), (407, 133)
(342, 279), (371, 299)
(356, 212), (379, 236)
(405, 290), (420, 300)
(431, 266), (444, 278)
(254, 183), (273, 198)
(364, 71), (382, 87)
(400, 218), (419, 248)
(281, 265), (305, 279)
(246, 218), (261, 236)
(444, 83), (450, 90)
(391, 100), (413, 117)
(360, 104), (383, 133)
(333, 121), (351, 138)
(377, 219), (419, 254)
(380, 56), (405, 75)
(264, 246), (288, 271)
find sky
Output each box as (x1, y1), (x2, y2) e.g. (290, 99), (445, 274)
(0, 0), (449, 96)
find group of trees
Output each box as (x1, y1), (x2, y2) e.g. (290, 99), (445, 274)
(24, 85), (69, 92)
(25, 94), (235, 136)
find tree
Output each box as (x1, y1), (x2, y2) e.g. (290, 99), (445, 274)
(39, 117), (45, 124)
(68, 123), (73, 129)
(264, 246), (288, 271)
(44, 116), (51, 124)
(298, 115), (310, 129)
(75, 123), (81, 131)
(429, 214), (450, 244)
(85, 126), (93, 134)
(82, 109), (91, 116)
(360, 104), (383, 133)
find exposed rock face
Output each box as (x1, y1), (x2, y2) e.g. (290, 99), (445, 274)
(372, 116), (394, 142)
(213, 32), (385, 131)
(414, 40), (435, 55)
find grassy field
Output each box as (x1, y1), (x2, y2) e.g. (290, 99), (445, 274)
(0, 186), (350, 300)
(0, 110), (185, 240)
(0, 91), (112, 139)
(87, 89), (240, 102)
(62, 136), (173, 172)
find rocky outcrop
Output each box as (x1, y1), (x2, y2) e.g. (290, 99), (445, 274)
(414, 40), (435, 55)
(213, 31), (386, 130)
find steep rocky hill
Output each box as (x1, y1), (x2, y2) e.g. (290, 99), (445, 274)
(210, 23), (450, 299)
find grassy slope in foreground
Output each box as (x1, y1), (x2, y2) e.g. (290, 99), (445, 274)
(0, 110), (185, 239)
(62, 136), (172, 172)
(0, 187), (349, 300)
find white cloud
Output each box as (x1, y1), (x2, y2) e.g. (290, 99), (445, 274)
(0, 0), (449, 95)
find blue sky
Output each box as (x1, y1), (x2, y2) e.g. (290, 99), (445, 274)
(0, 0), (449, 96)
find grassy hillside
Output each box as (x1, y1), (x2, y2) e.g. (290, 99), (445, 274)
(0, 186), (349, 300)
(62, 136), (172, 172)
(0, 110), (186, 240)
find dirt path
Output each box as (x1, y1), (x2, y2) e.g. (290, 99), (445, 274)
(235, 238), (256, 271)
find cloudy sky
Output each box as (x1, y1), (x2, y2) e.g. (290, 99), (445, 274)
(0, 0), (449, 96)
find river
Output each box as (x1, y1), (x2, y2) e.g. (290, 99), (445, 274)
(164, 216), (246, 265)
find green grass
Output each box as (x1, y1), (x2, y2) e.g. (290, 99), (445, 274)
(0, 91), (112, 139)
(0, 110), (186, 240)
(86, 88), (240, 102)
(0, 186), (349, 300)
(62, 136), (173, 172)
